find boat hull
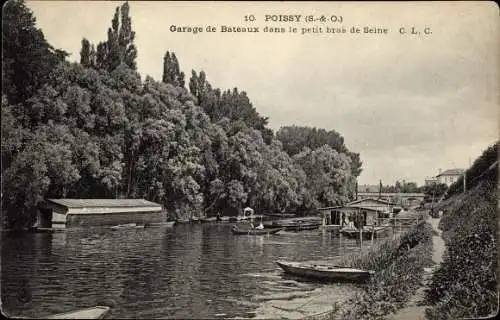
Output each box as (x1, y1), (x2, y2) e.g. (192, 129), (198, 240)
(46, 306), (111, 319)
(231, 227), (283, 235)
(276, 261), (373, 282)
(341, 227), (390, 239)
(263, 217), (322, 231)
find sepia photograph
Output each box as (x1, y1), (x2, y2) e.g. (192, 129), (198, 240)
(1, 1), (498, 319)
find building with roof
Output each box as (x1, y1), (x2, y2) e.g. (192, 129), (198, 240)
(318, 198), (395, 227)
(424, 177), (439, 186)
(436, 168), (464, 186)
(37, 199), (164, 229)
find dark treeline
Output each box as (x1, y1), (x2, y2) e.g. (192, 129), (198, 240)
(1, 1), (362, 228)
(443, 141), (498, 199)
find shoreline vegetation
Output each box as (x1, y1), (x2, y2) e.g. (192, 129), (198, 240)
(424, 143), (498, 319)
(332, 218), (434, 320)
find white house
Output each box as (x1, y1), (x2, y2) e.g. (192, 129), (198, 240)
(436, 169), (464, 186)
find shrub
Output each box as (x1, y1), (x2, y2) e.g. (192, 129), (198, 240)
(425, 179), (498, 319)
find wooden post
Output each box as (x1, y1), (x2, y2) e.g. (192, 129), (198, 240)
(359, 225), (363, 250)
(371, 225), (375, 245)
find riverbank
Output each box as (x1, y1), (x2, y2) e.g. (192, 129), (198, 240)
(334, 219), (434, 320)
(388, 217), (445, 320)
(424, 179), (498, 319)
(250, 215), (433, 320)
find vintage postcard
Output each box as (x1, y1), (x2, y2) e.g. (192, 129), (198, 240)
(1, 1), (498, 319)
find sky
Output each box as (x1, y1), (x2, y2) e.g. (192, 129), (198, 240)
(26, 1), (499, 186)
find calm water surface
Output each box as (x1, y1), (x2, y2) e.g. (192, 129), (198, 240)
(1, 224), (374, 318)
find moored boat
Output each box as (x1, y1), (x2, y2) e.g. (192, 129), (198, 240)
(46, 306), (111, 319)
(110, 223), (136, 231)
(276, 261), (374, 282)
(340, 226), (389, 239)
(200, 217), (218, 223)
(264, 217), (322, 231)
(190, 217), (201, 223)
(231, 226), (283, 235)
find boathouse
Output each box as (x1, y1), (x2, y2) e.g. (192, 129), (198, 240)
(318, 198), (394, 227)
(37, 199), (163, 229)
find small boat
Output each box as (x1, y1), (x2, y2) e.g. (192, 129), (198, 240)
(175, 219), (190, 225)
(340, 226), (389, 239)
(264, 217), (322, 231)
(200, 217), (218, 223)
(190, 217), (201, 223)
(231, 226), (283, 235)
(47, 306), (111, 319)
(110, 223), (136, 231)
(276, 261), (374, 282)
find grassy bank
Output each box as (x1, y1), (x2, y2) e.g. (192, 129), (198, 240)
(424, 179), (498, 319)
(328, 221), (434, 320)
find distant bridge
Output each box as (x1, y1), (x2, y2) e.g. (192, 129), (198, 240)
(356, 192), (425, 206)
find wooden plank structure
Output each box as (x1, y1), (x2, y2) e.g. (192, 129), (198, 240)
(37, 199), (163, 229)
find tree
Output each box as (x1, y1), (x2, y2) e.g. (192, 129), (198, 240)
(423, 182), (448, 202)
(89, 1), (137, 72)
(162, 51), (185, 87)
(80, 38), (97, 68)
(2, 0), (68, 104)
(276, 126), (362, 177)
(293, 145), (356, 208)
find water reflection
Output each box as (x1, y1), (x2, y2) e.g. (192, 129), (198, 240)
(2, 225), (374, 318)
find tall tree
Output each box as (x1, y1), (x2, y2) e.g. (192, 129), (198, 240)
(89, 1), (137, 72)
(2, 0), (68, 104)
(162, 51), (185, 87)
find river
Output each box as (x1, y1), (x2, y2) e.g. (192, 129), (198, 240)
(1, 223), (374, 319)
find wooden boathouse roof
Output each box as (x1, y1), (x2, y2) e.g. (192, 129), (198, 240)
(45, 199), (162, 209)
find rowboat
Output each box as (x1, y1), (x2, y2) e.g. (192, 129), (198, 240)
(190, 217), (201, 223)
(231, 226), (283, 235)
(149, 221), (175, 228)
(110, 223), (136, 231)
(263, 217), (322, 231)
(46, 306), (111, 319)
(340, 226), (389, 239)
(276, 261), (374, 282)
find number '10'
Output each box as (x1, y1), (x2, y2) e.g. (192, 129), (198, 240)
(244, 15), (256, 22)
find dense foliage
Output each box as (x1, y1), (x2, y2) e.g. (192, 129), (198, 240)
(425, 151), (498, 320)
(443, 141), (498, 200)
(1, 1), (362, 228)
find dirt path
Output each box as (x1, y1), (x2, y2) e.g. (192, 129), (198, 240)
(389, 217), (446, 320)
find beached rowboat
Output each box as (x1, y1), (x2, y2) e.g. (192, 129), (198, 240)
(276, 260), (374, 282)
(231, 226), (283, 235)
(46, 306), (111, 319)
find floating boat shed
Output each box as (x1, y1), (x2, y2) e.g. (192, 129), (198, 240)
(37, 199), (163, 229)
(318, 198), (394, 227)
